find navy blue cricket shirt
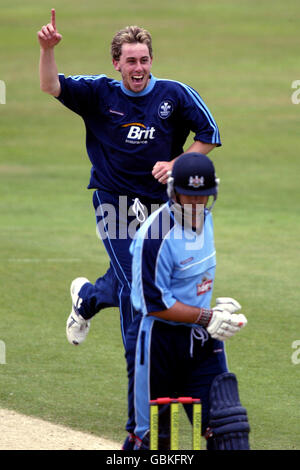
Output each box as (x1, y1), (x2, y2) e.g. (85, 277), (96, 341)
(56, 73), (221, 200)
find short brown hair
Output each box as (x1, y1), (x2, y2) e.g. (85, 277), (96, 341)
(111, 26), (153, 61)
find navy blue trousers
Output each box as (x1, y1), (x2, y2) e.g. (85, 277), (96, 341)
(133, 316), (229, 443)
(77, 190), (166, 434)
(77, 190), (165, 346)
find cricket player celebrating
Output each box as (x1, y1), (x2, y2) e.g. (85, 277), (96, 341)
(37, 10), (222, 449)
(37, 10), (221, 344)
(130, 152), (250, 450)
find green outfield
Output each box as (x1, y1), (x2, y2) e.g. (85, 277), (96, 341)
(0, 0), (299, 450)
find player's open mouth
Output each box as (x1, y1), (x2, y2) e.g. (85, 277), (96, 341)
(132, 75), (144, 83)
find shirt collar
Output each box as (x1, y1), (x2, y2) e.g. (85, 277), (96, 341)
(120, 74), (156, 97)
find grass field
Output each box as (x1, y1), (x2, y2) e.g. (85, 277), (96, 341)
(1, 0), (300, 450)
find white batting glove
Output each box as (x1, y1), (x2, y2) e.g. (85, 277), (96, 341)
(207, 298), (247, 341)
(214, 297), (242, 314)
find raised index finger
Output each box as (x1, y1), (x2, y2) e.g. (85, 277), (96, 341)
(51, 8), (56, 30)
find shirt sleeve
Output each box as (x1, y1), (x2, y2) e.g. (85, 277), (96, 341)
(140, 237), (177, 314)
(55, 74), (98, 116)
(177, 82), (221, 146)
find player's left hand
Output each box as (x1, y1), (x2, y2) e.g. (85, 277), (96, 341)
(152, 161), (174, 184)
(207, 297), (247, 341)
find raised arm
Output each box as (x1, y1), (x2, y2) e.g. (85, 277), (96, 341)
(37, 9), (62, 97)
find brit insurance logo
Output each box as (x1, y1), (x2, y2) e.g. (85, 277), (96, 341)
(122, 122), (156, 145)
(158, 100), (174, 119)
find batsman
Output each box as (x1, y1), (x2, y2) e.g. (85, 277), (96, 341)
(130, 152), (250, 450)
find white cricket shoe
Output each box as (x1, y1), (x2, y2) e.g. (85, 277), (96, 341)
(66, 277), (91, 346)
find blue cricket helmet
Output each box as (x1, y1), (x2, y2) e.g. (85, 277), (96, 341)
(171, 152), (218, 196)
